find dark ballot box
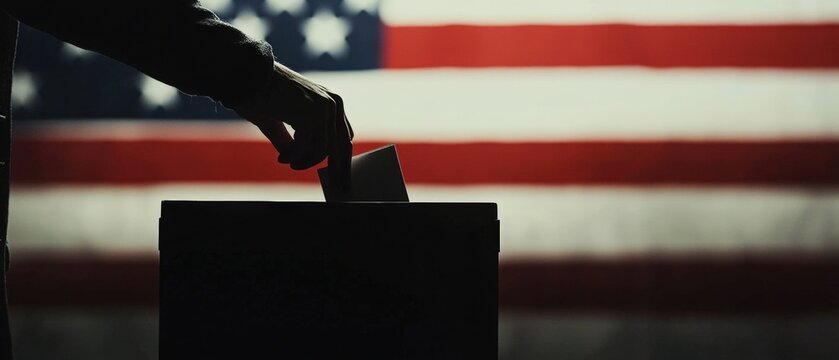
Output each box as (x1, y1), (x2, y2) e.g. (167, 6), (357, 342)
(159, 201), (499, 359)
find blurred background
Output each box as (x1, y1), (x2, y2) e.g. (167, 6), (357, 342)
(6, 0), (839, 359)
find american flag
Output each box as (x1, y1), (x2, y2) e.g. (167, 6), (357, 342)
(7, 0), (839, 358)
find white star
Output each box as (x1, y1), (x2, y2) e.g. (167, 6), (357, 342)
(265, 0), (306, 16)
(201, 0), (234, 15)
(343, 0), (379, 15)
(62, 42), (95, 60)
(230, 8), (271, 41)
(139, 75), (179, 110)
(12, 70), (38, 108)
(301, 9), (351, 58)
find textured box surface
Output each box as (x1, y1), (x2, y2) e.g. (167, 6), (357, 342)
(159, 201), (498, 359)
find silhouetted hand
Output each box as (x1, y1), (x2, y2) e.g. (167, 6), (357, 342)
(233, 62), (353, 173)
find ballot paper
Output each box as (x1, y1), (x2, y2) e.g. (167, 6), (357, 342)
(319, 144), (410, 202)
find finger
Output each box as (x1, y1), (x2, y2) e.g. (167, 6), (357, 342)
(278, 139), (298, 164)
(332, 94), (354, 141)
(288, 131), (327, 170)
(333, 95), (352, 156)
(255, 120), (293, 157)
(327, 95), (353, 194)
(288, 104), (331, 170)
(345, 114), (355, 141)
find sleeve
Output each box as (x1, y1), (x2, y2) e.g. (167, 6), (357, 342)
(0, 0), (275, 108)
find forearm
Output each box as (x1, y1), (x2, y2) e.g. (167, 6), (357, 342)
(2, 0), (274, 107)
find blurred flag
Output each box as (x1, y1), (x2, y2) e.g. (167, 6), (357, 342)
(7, 1), (839, 359)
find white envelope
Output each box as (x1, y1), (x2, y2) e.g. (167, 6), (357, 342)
(318, 144), (409, 202)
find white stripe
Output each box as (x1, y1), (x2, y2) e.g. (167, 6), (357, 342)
(13, 120), (266, 141)
(381, 0), (839, 25)
(312, 68), (839, 141)
(17, 69), (839, 142)
(9, 185), (839, 258)
(10, 311), (838, 360)
(498, 313), (839, 360)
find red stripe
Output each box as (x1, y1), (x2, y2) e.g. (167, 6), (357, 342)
(11, 139), (839, 186)
(383, 24), (839, 68)
(7, 254), (839, 313)
(7, 256), (158, 309)
(500, 256), (839, 314)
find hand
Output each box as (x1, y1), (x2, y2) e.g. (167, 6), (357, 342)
(233, 62), (353, 171)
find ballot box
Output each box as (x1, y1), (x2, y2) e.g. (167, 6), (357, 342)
(159, 201), (499, 359)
